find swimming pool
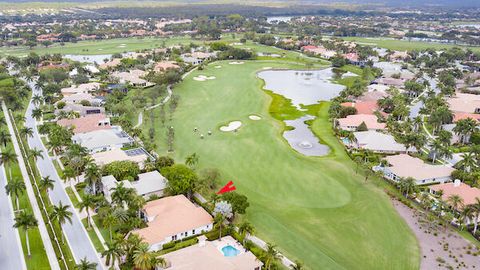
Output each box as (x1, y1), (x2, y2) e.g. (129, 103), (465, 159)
(221, 245), (240, 257)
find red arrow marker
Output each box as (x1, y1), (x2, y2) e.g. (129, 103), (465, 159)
(217, 181), (236, 194)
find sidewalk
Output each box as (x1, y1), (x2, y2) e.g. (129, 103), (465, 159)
(2, 101), (61, 270)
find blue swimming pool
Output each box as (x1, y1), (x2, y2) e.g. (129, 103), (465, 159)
(221, 245), (240, 257)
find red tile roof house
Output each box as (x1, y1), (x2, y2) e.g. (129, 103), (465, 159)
(131, 195), (213, 251)
(57, 114), (111, 134)
(374, 154), (454, 185)
(430, 180), (480, 210)
(341, 101), (379, 115)
(336, 114), (386, 131)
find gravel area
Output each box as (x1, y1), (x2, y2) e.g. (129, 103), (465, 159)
(392, 199), (480, 269)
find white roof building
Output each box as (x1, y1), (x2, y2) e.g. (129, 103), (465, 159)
(72, 127), (134, 153)
(101, 171), (168, 201)
(353, 130), (416, 153)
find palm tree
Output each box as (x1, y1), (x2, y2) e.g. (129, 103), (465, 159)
(447, 194), (464, 213)
(1, 149), (18, 180)
(453, 118), (478, 144)
(39, 176), (55, 194)
(31, 108), (42, 121)
(0, 130), (11, 148)
(84, 163), (101, 195)
(102, 240), (124, 268)
(20, 127), (33, 139)
(28, 148), (43, 162)
(399, 177), (417, 198)
(32, 95), (43, 106)
(50, 201), (73, 243)
(62, 166), (76, 184)
(102, 212), (117, 242)
(5, 177), (26, 210)
(13, 211), (38, 257)
(133, 242), (166, 270)
(263, 243), (281, 270)
(430, 139), (443, 163)
(460, 205), (475, 231)
(214, 213), (226, 240)
(291, 260), (304, 270)
(111, 182), (135, 207)
(79, 194), (98, 228)
(472, 198), (480, 235)
(75, 257), (97, 270)
(185, 153), (199, 168)
(238, 221), (254, 245)
(459, 152), (476, 173)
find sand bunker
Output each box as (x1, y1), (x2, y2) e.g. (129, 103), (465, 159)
(220, 121), (242, 132)
(263, 67), (272, 70)
(193, 75), (216, 81)
(229, 61), (244, 65)
(118, 45), (126, 48)
(249, 115), (261, 120)
(214, 65), (222, 69)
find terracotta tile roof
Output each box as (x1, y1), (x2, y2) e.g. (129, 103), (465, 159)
(430, 182), (480, 207)
(385, 154), (454, 181)
(132, 195), (213, 245)
(453, 112), (480, 122)
(57, 114), (110, 134)
(341, 101), (379, 115)
(338, 114), (386, 130)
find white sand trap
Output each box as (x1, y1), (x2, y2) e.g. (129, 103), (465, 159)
(229, 61), (245, 65)
(215, 65), (222, 69)
(249, 115), (261, 120)
(220, 121), (242, 132)
(263, 67), (272, 70)
(98, 49), (103, 51)
(194, 75), (216, 81)
(118, 45), (126, 48)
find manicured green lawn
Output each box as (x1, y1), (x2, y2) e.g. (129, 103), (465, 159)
(141, 60), (419, 269)
(81, 218), (105, 253)
(340, 36), (480, 53)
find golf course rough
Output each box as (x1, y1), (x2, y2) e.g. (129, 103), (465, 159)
(143, 60), (420, 270)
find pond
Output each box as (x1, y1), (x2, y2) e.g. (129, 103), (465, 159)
(258, 68), (345, 156)
(64, 54), (112, 64)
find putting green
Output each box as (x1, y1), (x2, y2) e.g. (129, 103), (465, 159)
(143, 60), (419, 269)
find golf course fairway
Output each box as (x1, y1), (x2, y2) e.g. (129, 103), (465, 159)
(143, 60), (420, 270)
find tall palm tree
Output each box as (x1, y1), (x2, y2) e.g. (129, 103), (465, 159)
(28, 148), (43, 162)
(460, 206), (475, 231)
(20, 127), (33, 139)
(1, 149), (18, 180)
(50, 201), (73, 243)
(263, 243), (281, 270)
(13, 211), (38, 257)
(84, 163), (101, 195)
(453, 118), (478, 144)
(399, 177), (417, 198)
(79, 194), (98, 228)
(0, 130), (11, 148)
(472, 198), (480, 235)
(185, 153), (199, 168)
(133, 242), (166, 270)
(447, 194), (464, 213)
(75, 257), (97, 270)
(111, 182), (135, 207)
(39, 176), (55, 194)
(102, 212), (118, 242)
(459, 152), (477, 173)
(32, 95), (43, 106)
(214, 213), (226, 240)
(238, 221), (255, 245)
(31, 108), (42, 121)
(430, 139), (443, 163)
(102, 240), (124, 268)
(5, 177), (26, 210)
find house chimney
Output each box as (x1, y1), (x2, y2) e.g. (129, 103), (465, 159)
(454, 179), (461, 187)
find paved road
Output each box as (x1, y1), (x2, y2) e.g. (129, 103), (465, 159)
(25, 83), (105, 270)
(3, 101), (60, 270)
(0, 163), (27, 270)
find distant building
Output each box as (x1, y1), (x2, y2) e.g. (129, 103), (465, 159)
(57, 114), (110, 134)
(91, 148), (151, 169)
(55, 103), (105, 117)
(337, 114), (386, 131)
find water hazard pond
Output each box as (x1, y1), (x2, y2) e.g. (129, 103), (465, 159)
(258, 68), (346, 156)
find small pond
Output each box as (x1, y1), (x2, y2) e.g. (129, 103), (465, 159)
(258, 68), (345, 156)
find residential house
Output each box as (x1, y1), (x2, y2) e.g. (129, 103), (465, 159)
(99, 58), (122, 70)
(447, 93), (480, 114)
(161, 236), (263, 270)
(101, 171), (168, 202)
(337, 114), (386, 131)
(375, 154), (454, 185)
(111, 69), (153, 88)
(352, 130), (416, 153)
(131, 195), (213, 250)
(57, 114), (110, 134)
(430, 180), (480, 209)
(154, 61), (180, 72)
(61, 93), (104, 106)
(72, 127), (134, 153)
(55, 103), (105, 117)
(61, 82), (101, 97)
(91, 148), (151, 168)
(340, 101), (380, 115)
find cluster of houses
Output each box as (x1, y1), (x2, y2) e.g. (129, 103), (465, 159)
(50, 46), (263, 269)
